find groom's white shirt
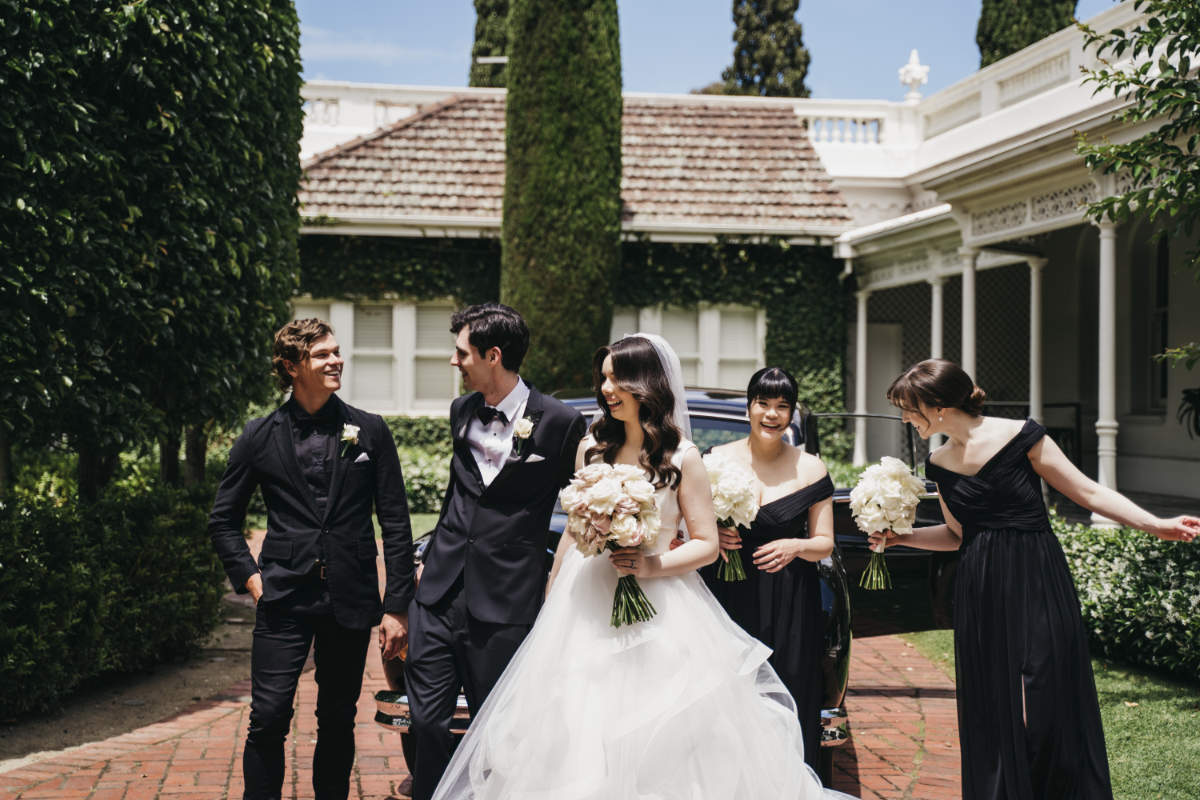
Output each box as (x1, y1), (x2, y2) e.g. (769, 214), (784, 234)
(466, 377), (530, 487)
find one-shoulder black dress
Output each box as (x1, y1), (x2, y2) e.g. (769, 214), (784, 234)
(925, 419), (1113, 800)
(702, 474), (834, 774)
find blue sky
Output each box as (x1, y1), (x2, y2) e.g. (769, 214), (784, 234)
(296, 0), (1118, 100)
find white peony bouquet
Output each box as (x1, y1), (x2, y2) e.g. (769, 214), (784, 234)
(702, 453), (760, 581)
(848, 456), (927, 590)
(559, 462), (662, 626)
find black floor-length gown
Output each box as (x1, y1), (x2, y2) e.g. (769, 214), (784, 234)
(702, 473), (834, 775)
(926, 419), (1113, 800)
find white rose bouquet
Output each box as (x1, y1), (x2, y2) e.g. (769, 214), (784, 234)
(848, 456), (926, 590)
(702, 453), (759, 581)
(559, 462), (662, 626)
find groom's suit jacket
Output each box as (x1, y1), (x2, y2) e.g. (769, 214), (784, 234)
(209, 395), (415, 630)
(416, 386), (586, 625)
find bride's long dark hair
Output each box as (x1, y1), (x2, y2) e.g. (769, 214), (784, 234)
(585, 336), (682, 489)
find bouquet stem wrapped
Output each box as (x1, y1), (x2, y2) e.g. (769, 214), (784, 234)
(560, 462), (663, 627)
(702, 454), (760, 582)
(611, 570), (657, 626)
(859, 547), (892, 590)
(714, 517), (748, 581)
(848, 456), (927, 591)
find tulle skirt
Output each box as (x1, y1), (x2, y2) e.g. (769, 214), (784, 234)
(431, 547), (853, 800)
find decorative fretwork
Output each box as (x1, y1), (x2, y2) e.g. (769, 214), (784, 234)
(1030, 182), (1095, 222)
(972, 201), (1027, 237)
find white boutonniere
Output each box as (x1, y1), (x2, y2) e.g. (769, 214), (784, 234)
(340, 423), (360, 457)
(511, 413), (538, 457)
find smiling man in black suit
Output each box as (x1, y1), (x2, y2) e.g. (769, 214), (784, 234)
(405, 303), (586, 800)
(209, 318), (415, 800)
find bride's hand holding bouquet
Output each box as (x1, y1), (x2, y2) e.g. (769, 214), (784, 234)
(559, 462), (662, 627)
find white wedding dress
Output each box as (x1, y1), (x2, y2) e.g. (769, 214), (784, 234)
(432, 441), (854, 800)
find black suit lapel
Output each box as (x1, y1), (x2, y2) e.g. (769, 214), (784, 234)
(453, 393), (486, 487)
(272, 411), (321, 520)
(324, 396), (352, 523)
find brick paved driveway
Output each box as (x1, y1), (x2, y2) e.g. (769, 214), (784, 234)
(0, 627), (961, 799)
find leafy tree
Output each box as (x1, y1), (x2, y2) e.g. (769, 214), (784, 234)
(721, 0), (811, 98)
(1076, 0), (1200, 434)
(977, 0), (1077, 68)
(0, 1), (302, 497)
(469, 0), (509, 88)
(501, 0), (622, 391)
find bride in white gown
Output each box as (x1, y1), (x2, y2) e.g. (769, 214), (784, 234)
(431, 334), (855, 800)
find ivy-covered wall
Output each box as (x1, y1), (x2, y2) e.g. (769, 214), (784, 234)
(298, 234), (847, 411)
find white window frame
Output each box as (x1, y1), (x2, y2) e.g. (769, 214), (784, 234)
(612, 304), (766, 390)
(292, 296), (459, 416)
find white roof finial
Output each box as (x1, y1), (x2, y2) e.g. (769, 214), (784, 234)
(898, 49), (929, 104)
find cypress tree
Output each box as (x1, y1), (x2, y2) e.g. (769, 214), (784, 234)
(722, 0), (811, 98)
(977, 0), (1077, 67)
(501, 0), (622, 392)
(469, 0), (508, 88)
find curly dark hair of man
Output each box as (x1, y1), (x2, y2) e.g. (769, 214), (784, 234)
(449, 303), (530, 372)
(585, 336), (682, 489)
(272, 318), (334, 390)
(886, 358), (987, 425)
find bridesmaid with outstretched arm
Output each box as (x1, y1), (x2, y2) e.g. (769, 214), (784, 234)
(869, 359), (1199, 800)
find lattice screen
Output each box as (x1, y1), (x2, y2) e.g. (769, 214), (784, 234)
(859, 264), (1032, 461)
(975, 263), (1030, 404)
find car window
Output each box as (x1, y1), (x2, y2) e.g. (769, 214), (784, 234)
(689, 414), (798, 452)
(690, 416), (749, 452)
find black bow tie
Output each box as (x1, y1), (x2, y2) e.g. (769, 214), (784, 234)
(476, 405), (508, 426)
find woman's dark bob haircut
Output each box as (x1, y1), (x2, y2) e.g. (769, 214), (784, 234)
(746, 367), (799, 420)
(886, 358), (987, 419)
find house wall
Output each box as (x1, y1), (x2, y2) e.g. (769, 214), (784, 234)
(1004, 223), (1200, 499)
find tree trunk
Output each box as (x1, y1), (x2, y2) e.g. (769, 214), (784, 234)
(78, 444), (119, 502)
(159, 427), (181, 486)
(184, 424), (208, 487)
(0, 426), (10, 495)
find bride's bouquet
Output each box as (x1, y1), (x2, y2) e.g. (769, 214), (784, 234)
(702, 453), (759, 581)
(559, 463), (662, 627)
(848, 456), (926, 590)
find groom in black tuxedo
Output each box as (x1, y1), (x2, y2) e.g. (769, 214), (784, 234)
(209, 318), (415, 800)
(406, 303), (585, 800)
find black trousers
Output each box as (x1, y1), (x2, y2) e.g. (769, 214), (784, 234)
(243, 602), (370, 800)
(405, 581), (530, 800)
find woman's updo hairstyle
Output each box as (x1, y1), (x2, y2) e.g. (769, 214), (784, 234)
(886, 359), (986, 419)
(746, 366), (799, 422)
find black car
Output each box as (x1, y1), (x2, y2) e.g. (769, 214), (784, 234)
(815, 412), (954, 629)
(375, 390), (858, 782)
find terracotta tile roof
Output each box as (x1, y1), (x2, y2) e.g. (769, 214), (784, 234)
(300, 94), (851, 236)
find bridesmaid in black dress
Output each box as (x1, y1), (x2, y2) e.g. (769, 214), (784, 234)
(701, 367), (835, 775)
(870, 359), (1199, 800)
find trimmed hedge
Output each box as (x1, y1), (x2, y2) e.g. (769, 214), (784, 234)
(501, 0), (623, 392)
(0, 484), (225, 717)
(1054, 514), (1200, 679)
(2, 1), (303, 461)
(386, 416), (452, 514)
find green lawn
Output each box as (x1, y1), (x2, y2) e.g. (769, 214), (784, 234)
(900, 629), (1200, 800)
